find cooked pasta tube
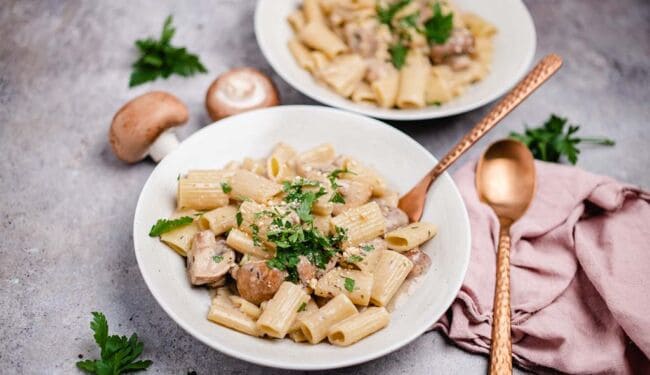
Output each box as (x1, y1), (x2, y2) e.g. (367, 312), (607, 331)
(287, 9), (306, 32)
(197, 205), (238, 235)
(371, 69), (399, 108)
(229, 295), (262, 319)
(313, 215), (331, 235)
(327, 307), (389, 346)
(396, 53), (431, 109)
(341, 238), (386, 273)
(317, 54), (368, 97)
(229, 169), (282, 203)
(288, 38), (315, 71)
(298, 294), (358, 344)
(289, 299), (319, 334)
(330, 201), (385, 246)
(226, 229), (273, 259)
(303, 0), (325, 24)
(351, 83), (376, 104)
(256, 282), (309, 338)
(370, 250), (413, 306)
(177, 178), (229, 210)
(339, 157), (387, 196)
(314, 268), (373, 306)
(295, 143), (336, 167)
(160, 221), (200, 256)
(385, 222), (437, 251)
(208, 289), (261, 336)
(266, 143), (297, 182)
(299, 21), (347, 58)
(241, 157), (267, 176)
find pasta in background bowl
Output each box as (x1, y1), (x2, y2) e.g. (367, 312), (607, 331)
(133, 106), (471, 369)
(255, 0), (536, 120)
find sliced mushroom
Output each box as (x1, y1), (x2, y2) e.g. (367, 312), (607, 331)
(109, 91), (188, 163)
(430, 28), (475, 64)
(297, 255), (317, 285)
(403, 247), (432, 278)
(205, 67), (279, 121)
(375, 199), (409, 232)
(186, 231), (235, 286)
(236, 261), (285, 305)
(332, 179), (373, 216)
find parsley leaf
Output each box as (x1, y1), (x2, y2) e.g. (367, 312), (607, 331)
(347, 255), (364, 263)
(424, 2), (454, 44)
(250, 224), (262, 246)
(129, 15), (207, 87)
(220, 182), (232, 193)
(509, 114), (615, 165)
(327, 168), (354, 204)
(343, 277), (356, 292)
(297, 302), (307, 312)
(148, 216), (193, 237)
(389, 41), (409, 69)
(282, 179), (326, 222)
(361, 244), (375, 252)
(76, 312), (152, 374)
(376, 0), (411, 27)
(235, 211), (243, 227)
(212, 255), (223, 263)
(330, 192), (346, 204)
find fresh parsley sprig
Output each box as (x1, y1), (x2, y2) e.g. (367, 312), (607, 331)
(282, 179), (326, 222)
(148, 216), (193, 237)
(76, 312), (152, 374)
(376, 0), (411, 27)
(424, 3), (454, 44)
(510, 114), (615, 165)
(327, 168), (353, 204)
(130, 15), (207, 87)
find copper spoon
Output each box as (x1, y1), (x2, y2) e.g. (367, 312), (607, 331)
(398, 54), (562, 222)
(476, 139), (536, 374)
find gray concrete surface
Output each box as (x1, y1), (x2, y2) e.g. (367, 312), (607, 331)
(1, 0), (648, 374)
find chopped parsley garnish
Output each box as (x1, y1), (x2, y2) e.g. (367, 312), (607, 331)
(212, 255), (223, 263)
(250, 223), (261, 246)
(347, 255), (364, 263)
(509, 114), (615, 165)
(389, 40), (409, 69)
(76, 312), (152, 374)
(235, 211), (243, 227)
(327, 168), (354, 204)
(343, 277), (356, 292)
(148, 216), (193, 237)
(424, 2), (454, 44)
(282, 179), (326, 222)
(297, 302), (307, 312)
(376, 0), (411, 27)
(399, 12), (420, 29)
(129, 15), (207, 87)
(361, 244), (375, 252)
(220, 182), (232, 193)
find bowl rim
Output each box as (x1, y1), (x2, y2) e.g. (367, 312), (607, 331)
(254, 0), (537, 121)
(133, 105), (472, 370)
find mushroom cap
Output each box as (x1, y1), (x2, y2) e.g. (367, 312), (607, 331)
(205, 67), (280, 121)
(109, 91), (188, 163)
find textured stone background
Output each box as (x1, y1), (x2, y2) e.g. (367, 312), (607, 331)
(0, 0), (648, 374)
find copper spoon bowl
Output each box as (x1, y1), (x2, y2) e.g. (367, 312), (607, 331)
(398, 54), (562, 222)
(476, 139), (536, 374)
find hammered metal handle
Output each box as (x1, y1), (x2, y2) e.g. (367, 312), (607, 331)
(490, 227), (513, 374)
(399, 54), (563, 222)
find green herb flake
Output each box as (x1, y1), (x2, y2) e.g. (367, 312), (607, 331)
(220, 182), (232, 194)
(76, 312), (152, 374)
(377, 0), (411, 27)
(212, 255), (224, 263)
(297, 302), (307, 312)
(148, 216), (193, 237)
(235, 211), (243, 227)
(389, 41), (409, 69)
(509, 114), (615, 164)
(250, 224), (261, 246)
(361, 244), (375, 252)
(343, 277), (356, 292)
(424, 3), (454, 45)
(129, 15), (207, 87)
(347, 255), (364, 263)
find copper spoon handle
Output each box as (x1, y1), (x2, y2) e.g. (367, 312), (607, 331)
(491, 226), (513, 374)
(399, 54), (563, 222)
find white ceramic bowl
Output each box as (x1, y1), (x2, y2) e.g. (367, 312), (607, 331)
(133, 106), (471, 370)
(255, 0), (536, 121)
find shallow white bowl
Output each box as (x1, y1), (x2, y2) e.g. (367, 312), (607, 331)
(255, 0), (536, 121)
(133, 105), (471, 370)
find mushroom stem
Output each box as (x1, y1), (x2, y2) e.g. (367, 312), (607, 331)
(148, 130), (180, 162)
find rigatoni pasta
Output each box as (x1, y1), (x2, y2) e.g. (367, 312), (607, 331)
(287, 0), (497, 108)
(150, 142), (439, 347)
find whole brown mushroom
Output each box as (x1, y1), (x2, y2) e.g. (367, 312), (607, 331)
(109, 91), (188, 163)
(205, 67), (279, 121)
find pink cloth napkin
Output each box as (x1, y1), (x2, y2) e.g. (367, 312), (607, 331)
(433, 160), (650, 374)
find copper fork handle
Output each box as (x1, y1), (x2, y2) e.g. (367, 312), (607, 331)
(430, 54), (562, 186)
